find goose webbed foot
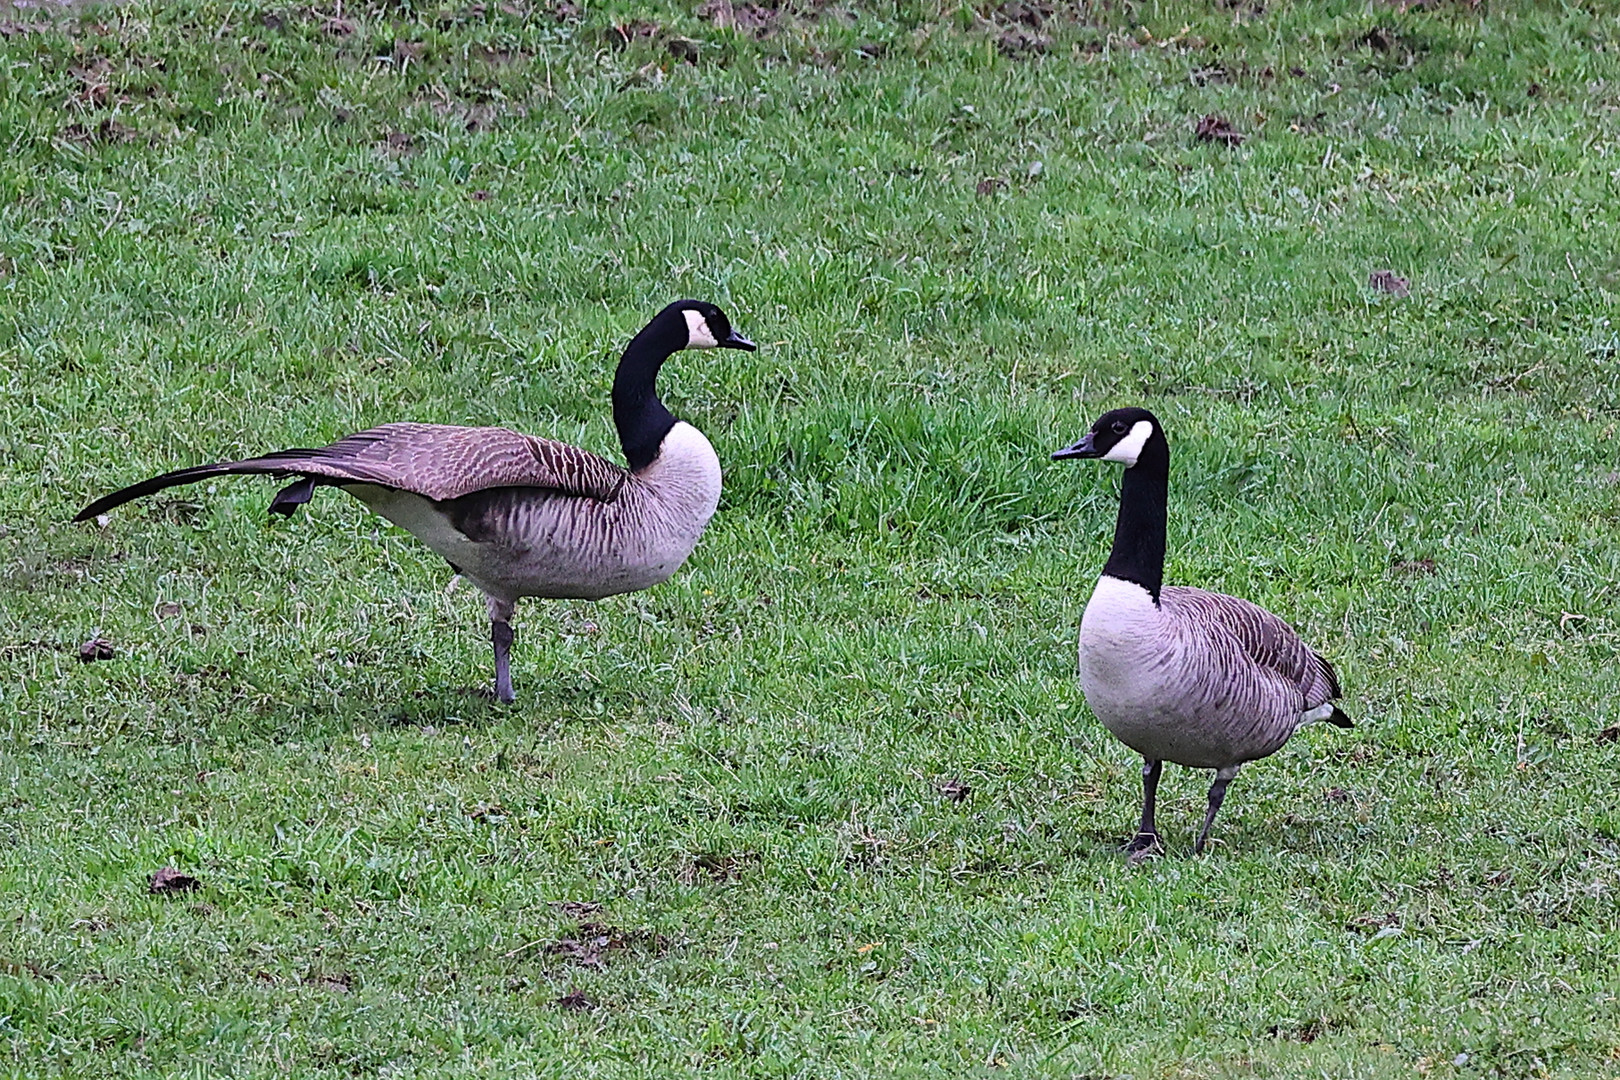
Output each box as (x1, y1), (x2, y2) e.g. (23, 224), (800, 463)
(1125, 831), (1163, 862)
(1194, 766), (1239, 854)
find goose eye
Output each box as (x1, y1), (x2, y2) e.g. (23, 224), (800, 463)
(1111, 421), (1128, 434)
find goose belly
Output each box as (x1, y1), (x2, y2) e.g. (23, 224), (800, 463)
(345, 485), (706, 602)
(1078, 576), (1247, 769)
(469, 498), (703, 601)
(343, 484), (489, 579)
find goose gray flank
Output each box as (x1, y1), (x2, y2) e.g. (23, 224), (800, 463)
(1052, 407), (1351, 856)
(76, 299), (755, 703)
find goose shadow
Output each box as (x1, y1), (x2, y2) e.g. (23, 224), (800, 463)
(378, 675), (648, 731)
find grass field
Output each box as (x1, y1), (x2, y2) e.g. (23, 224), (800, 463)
(3, 0), (1620, 1075)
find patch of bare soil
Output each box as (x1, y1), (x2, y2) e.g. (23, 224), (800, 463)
(546, 922), (667, 969)
(554, 988), (594, 1011)
(598, 21), (703, 65)
(1267, 1016), (1347, 1043)
(78, 635), (115, 663)
(148, 867), (199, 894)
(390, 39), (427, 66)
(1191, 60), (1279, 87)
(1193, 113), (1244, 147)
(1346, 911), (1400, 934)
(1368, 269), (1411, 297)
(60, 118), (139, 146)
(696, 0), (780, 37)
(551, 900), (602, 918)
(2, 0), (102, 38)
(606, 18), (661, 46)
(420, 89), (523, 133)
(1360, 25), (1397, 52)
(679, 851), (759, 883)
(695, 0), (849, 41)
(981, 0), (1054, 55)
(376, 130), (417, 156)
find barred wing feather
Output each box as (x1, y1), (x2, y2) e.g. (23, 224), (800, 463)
(74, 422), (629, 521)
(1161, 586), (1341, 710)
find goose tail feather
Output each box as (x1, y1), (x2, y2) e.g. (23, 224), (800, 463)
(74, 453), (326, 522)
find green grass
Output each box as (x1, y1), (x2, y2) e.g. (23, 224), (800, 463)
(3, 0), (1619, 1075)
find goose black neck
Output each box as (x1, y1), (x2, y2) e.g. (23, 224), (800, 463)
(612, 317), (684, 472)
(1102, 437), (1169, 603)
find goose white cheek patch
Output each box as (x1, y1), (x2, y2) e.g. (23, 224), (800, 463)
(683, 309), (719, 349)
(1102, 420), (1155, 466)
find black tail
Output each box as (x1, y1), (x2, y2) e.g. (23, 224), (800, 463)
(74, 453), (326, 523)
(75, 462), (245, 522)
(1327, 707), (1353, 729)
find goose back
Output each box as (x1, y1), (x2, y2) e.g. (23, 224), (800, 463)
(296, 422), (633, 503)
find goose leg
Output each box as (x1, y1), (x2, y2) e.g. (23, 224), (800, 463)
(1125, 759), (1163, 856)
(1195, 765), (1240, 854)
(487, 596), (517, 704)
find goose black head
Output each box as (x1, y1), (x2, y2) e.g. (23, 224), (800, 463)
(1051, 407), (1162, 468)
(668, 299), (755, 352)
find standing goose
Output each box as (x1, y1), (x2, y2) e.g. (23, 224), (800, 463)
(1051, 407), (1350, 855)
(75, 299), (755, 703)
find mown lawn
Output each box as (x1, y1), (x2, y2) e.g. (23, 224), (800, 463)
(2, 0), (1618, 1076)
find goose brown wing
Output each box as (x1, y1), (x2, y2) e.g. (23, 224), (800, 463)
(249, 423), (630, 502)
(1161, 586), (1341, 708)
(75, 423), (628, 521)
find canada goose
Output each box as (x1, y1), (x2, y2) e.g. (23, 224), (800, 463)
(75, 299), (755, 703)
(1051, 407), (1350, 855)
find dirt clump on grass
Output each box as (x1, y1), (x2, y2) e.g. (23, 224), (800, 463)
(1267, 1016), (1346, 1043)
(696, 0), (847, 39)
(60, 119), (139, 146)
(547, 922), (667, 969)
(78, 635), (115, 663)
(607, 19), (662, 46)
(148, 868), (199, 894)
(1193, 113), (1245, 147)
(996, 25), (1049, 56)
(1360, 25), (1398, 52)
(1368, 269), (1411, 297)
(551, 900), (602, 918)
(1346, 911), (1399, 934)
(680, 850), (759, 883)
(696, 0), (781, 37)
(376, 130), (417, 156)
(554, 988), (594, 1011)
(983, 0), (1053, 56)
(301, 971), (354, 992)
